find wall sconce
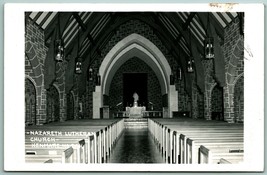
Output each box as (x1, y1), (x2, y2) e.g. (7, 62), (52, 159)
(187, 59), (194, 73)
(204, 37), (214, 59)
(88, 68), (93, 81)
(75, 57), (82, 74)
(54, 39), (64, 62)
(96, 73), (101, 86)
(178, 67), (182, 80)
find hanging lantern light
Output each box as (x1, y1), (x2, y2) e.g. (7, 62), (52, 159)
(75, 57), (82, 74)
(55, 39), (64, 62)
(54, 13), (64, 62)
(204, 37), (214, 59)
(88, 68), (93, 81)
(187, 27), (194, 73)
(75, 26), (82, 74)
(187, 58), (194, 73)
(204, 13), (214, 59)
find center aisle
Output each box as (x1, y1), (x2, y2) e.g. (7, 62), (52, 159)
(107, 128), (164, 163)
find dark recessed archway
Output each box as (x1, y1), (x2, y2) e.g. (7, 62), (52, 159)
(123, 73), (148, 108)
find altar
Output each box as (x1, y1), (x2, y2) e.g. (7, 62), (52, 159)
(126, 106), (146, 117)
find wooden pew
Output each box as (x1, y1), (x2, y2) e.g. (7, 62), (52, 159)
(149, 118), (242, 153)
(25, 119), (124, 164)
(187, 139), (243, 164)
(164, 124), (243, 164)
(148, 118), (243, 165)
(25, 155), (62, 163)
(167, 130), (243, 164)
(25, 127), (99, 163)
(179, 131), (243, 163)
(199, 145), (244, 164)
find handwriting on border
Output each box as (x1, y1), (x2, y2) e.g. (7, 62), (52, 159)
(244, 43), (253, 60)
(209, 3), (238, 12)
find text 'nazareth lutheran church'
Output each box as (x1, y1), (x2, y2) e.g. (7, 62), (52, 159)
(25, 12), (244, 164)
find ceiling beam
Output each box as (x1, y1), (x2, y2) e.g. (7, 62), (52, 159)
(81, 13), (119, 63)
(161, 12), (205, 93)
(197, 13), (224, 40)
(65, 12), (107, 56)
(164, 12), (204, 56)
(39, 12), (53, 28)
(72, 12), (101, 55)
(32, 12), (42, 23)
(72, 12), (87, 31)
(44, 12), (72, 43)
(182, 12), (196, 30)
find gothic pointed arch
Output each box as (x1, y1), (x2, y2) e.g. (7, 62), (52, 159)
(25, 77), (37, 125)
(46, 84), (60, 123)
(93, 33), (178, 118)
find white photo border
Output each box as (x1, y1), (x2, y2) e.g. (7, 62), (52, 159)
(4, 3), (264, 172)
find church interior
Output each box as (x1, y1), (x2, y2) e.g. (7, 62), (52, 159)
(24, 11), (245, 164)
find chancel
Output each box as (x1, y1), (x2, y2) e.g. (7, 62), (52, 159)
(24, 11), (245, 164)
(125, 92), (146, 118)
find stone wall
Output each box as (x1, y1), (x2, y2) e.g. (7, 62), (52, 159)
(223, 17), (244, 123)
(211, 85), (223, 112)
(25, 18), (68, 124)
(202, 16), (244, 122)
(175, 71), (191, 112)
(234, 75), (244, 122)
(25, 19), (48, 125)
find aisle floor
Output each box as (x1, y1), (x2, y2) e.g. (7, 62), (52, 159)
(107, 128), (164, 163)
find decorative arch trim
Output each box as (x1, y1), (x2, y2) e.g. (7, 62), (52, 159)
(99, 33), (171, 95)
(93, 33), (178, 118)
(233, 73), (244, 86)
(25, 75), (38, 96)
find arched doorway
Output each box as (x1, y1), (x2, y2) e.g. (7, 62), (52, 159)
(46, 85), (60, 123)
(211, 85), (224, 121)
(234, 75), (244, 123)
(25, 78), (36, 126)
(94, 33), (178, 118)
(66, 92), (74, 120)
(109, 57), (162, 112)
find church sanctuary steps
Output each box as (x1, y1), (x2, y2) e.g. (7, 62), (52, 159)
(148, 118), (244, 164)
(25, 119), (124, 163)
(124, 118), (148, 128)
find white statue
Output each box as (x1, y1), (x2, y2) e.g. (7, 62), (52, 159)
(133, 92), (139, 102)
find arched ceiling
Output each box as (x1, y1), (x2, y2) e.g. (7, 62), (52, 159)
(26, 11), (243, 76)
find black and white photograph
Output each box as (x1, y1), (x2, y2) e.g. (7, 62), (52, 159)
(4, 3), (264, 172)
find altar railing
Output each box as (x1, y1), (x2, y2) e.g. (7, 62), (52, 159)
(114, 110), (163, 118)
(142, 111), (162, 118)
